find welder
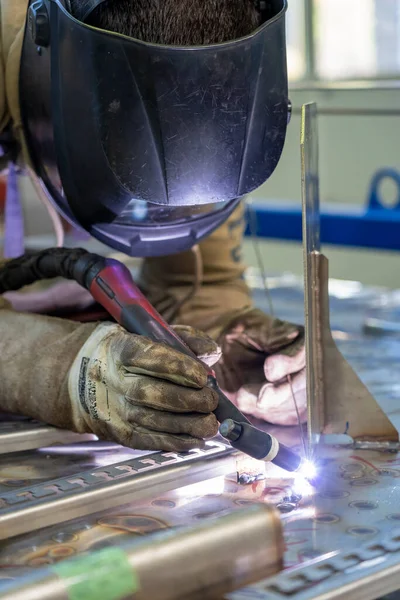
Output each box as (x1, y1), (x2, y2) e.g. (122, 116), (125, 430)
(0, 0), (306, 453)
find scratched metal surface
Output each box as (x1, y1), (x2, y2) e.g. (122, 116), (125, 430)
(1, 274), (400, 600)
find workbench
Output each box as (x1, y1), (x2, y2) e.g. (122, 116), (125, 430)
(1, 271), (400, 600)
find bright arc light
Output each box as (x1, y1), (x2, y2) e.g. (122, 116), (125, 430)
(299, 459), (317, 480)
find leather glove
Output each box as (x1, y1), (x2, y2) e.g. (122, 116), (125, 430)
(213, 308), (306, 426)
(0, 309), (221, 451)
(68, 323), (221, 451)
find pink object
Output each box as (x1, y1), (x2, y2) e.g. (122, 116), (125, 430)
(220, 367), (307, 427)
(264, 345), (306, 382)
(3, 280), (95, 314)
(4, 163), (24, 258)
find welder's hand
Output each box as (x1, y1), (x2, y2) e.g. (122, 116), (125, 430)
(68, 323), (221, 451)
(213, 308), (306, 426)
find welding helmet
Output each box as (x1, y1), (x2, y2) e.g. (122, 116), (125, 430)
(20, 0), (289, 257)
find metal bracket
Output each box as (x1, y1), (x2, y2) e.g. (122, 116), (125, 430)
(301, 103), (398, 448)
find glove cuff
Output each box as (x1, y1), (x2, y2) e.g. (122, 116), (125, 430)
(68, 322), (121, 427)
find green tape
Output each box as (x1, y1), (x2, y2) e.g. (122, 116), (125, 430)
(52, 547), (139, 600)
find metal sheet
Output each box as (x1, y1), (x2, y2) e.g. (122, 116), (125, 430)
(228, 527), (400, 600)
(0, 505), (284, 600)
(0, 418), (95, 454)
(0, 442), (234, 540)
(1, 274), (400, 600)
(2, 443), (400, 598)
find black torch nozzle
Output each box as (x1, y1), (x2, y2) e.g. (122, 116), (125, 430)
(219, 419), (302, 472)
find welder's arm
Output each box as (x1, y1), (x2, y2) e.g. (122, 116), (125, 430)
(0, 303), (222, 451)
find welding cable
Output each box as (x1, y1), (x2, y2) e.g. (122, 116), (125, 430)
(0, 247), (89, 293)
(247, 200), (307, 458)
(166, 244), (204, 323)
(246, 198), (274, 318)
(142, 244), (204, 325)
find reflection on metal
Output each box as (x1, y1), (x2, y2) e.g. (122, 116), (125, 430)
(228, 526), (400, 600)
(0, 504), (283, 600)
(1, 276), (400, 599)
(0, 420), (95, 454)
(301, 102), (398, 447)
(0, 442), (234, 540)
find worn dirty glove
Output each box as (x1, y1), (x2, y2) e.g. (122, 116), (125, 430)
(68, 323), (221, 450)
(213, 308), (306, 426)
(0, 308), (221, 451)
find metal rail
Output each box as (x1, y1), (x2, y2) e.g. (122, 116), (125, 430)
(0, 441), (234, 540)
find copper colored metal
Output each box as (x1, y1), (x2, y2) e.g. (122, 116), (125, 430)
(0, 504), (283, 600)
(301, 102), (398, 447)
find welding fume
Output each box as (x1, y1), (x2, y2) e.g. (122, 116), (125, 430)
(0, 0), (305, 469)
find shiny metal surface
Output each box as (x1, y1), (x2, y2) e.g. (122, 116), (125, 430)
(228, 526), (400, 600)
(0, 504), (284, 600)
(301, 102), (397, 446)
(1, 274), (400, 600)
(0, 417), (94, 454)
(0, 442), (234, 540)
(301, 102), (322, 448)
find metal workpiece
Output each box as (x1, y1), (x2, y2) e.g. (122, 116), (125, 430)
(228, 526), (400, 600)
(301, 102), (398, 447)
(1, 279), (400, 599)
(0, 419), (95, 454)
(0, 442), (234, 540)
(0, 504), (283, 600)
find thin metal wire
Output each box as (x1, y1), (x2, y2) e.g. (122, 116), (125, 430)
(246, 199), (274, 317)
(247, 199), (306, 455)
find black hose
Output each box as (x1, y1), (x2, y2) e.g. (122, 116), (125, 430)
(0, 248), (106, 294)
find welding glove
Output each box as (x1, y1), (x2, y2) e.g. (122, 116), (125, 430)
(0, 307), (221, 451)
(212, 308), (306, 426)
(139, 201), (306, 426)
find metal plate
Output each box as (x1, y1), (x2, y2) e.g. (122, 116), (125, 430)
(300, 103), (397, 446)
(0, 417), (95, 454)
(301, 102), (322, 448)
(228, 528), (400, 600)
(1, 274), (400, 600)
(0, 441), (234, 540)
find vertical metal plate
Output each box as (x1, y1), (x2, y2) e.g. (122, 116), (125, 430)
(301, 103), (322, 449)
(300, 103), (398, 447)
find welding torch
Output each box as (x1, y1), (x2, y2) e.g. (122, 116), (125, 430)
(0, 248), (302, 472)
